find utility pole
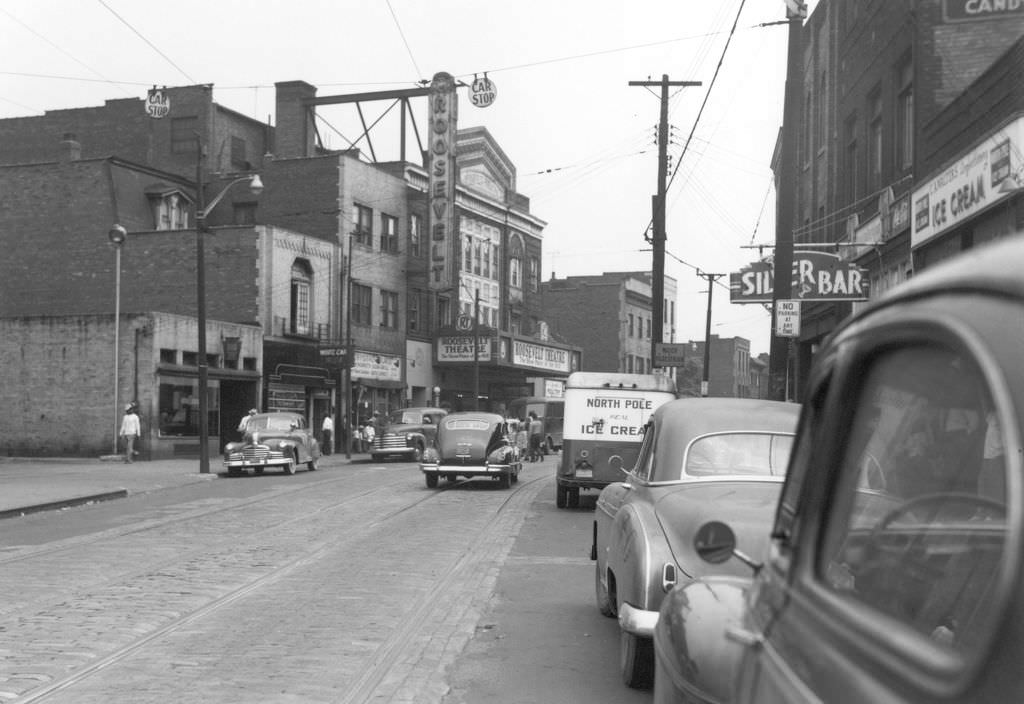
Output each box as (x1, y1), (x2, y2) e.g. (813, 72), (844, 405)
(770, 3), (806, 400)
(697, 272), (725, 397)
(629, 75), (701, 367)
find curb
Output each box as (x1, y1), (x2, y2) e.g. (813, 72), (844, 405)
(0, 489), (130, 520)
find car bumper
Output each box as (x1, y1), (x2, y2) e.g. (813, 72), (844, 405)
(557, 474), (613, 491)
(618, 602), (659, 637)
(422, 463), (514, 477)
(223, 457), (290, 469)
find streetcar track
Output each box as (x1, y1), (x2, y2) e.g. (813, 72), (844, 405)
(0, 469), (397, 566)
(5, 461), (556, 703)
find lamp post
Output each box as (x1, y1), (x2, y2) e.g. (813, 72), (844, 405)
(108, 224), (127, 455)
(473, 288), (480, 411)
(194, 147), (263, 474)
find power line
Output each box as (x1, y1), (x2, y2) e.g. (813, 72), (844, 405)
(96, 0), (196, 84)
(0, 7), (133, 96)
(385, 0), (424, 82)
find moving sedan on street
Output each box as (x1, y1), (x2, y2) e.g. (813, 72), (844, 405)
(223, 412), (321, 476)
(420, 412), (522, 489)
(592, 397), (799, 689)
(653, 235), (1024, 704)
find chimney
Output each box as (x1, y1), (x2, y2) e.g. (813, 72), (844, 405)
(274, 81), (317, 158)
(58, 132), (81, 162)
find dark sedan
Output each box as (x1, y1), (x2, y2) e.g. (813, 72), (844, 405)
(223, 412), (320, 476)
(420, 412), (522, 489)
(592, 397), (799, 689)
(654, 235), (1024, 703)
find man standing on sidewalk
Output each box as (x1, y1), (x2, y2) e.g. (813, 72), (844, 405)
(119, 404), (141, 463)
(322, 409), (334, 455)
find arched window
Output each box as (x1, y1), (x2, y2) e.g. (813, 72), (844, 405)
(290, 259), (313, 336)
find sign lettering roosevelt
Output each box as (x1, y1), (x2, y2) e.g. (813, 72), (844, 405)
(730, 251), (870, 303)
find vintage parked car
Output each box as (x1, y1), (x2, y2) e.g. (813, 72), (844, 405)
(370, 406), (447, 462)
(223, 412), (321, 476)
(652, 235), (1024, 704)
(420, 412), (522, 489)
(592, 397), (799, 689)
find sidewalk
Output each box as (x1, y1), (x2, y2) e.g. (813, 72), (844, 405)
(0, 452), (363, 520)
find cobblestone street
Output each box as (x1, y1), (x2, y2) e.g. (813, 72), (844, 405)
(0, 460), (552, 703)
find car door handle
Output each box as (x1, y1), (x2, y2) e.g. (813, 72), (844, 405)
(725, 625), (763, 648)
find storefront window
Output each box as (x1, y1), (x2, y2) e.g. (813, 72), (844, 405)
(158, 379), (220, 437)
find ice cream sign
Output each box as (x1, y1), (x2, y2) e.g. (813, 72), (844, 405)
(912, 116), (1022, 248)
(730, 251), (869, 303)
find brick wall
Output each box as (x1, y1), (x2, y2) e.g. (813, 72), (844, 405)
(0, 314), (141, 456)
(542, 279), (621, 371)
(0, 158), (259, 323)
(0, 85), (269, 180)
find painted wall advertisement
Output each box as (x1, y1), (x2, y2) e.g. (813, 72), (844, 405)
(730, 251), (870, 303)
(563, 387), (674, 442)
(912, 115), (1022, 249)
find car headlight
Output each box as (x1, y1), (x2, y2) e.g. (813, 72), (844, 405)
(406, 433), (415, 442)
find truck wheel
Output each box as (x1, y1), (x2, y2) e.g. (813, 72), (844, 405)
(568, 488), (580, 508)
(425, 473), (438, 488)
(556, 483), (568, 509)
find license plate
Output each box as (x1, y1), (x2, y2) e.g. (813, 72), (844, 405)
(575, 469), (593, 478)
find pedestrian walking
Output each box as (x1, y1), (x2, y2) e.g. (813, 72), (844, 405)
(321, 409), (334, 455)
(362, 421), (375, 452)
(528, 411), (543, 462)
(237, 408), (258, 438)
(119, 404), (141, 463)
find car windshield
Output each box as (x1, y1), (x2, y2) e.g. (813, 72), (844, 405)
(249, 416), (296, 432)
(684, 432), (794, 477)
(389, 411), (427, 424)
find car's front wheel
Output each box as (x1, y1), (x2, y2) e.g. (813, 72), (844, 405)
(620, 629), (654, 689)
(425, 473), (438, 488)
(498, 472), (511, 489)
(283, 453), (297, 475)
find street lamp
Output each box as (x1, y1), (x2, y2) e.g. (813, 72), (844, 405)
(473, 288), (481, 411)
(194, 158), (263, 474)
(108, 224), (127, 455)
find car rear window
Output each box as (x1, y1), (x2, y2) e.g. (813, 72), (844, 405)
(684, 432), (794, 478)
(444, 419), (489, 431)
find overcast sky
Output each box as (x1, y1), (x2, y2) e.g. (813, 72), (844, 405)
(1, 0), (812, 356)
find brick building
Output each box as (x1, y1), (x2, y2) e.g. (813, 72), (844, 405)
(778, 0), (1024, 398)
(0, 77), (577, 456)
(541, 271), (677, 379)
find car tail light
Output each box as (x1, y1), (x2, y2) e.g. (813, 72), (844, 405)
(662, 563), (677, 592)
